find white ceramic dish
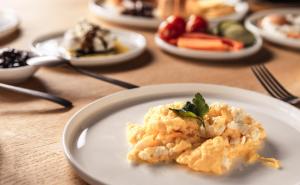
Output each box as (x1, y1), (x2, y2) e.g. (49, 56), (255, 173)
(31, 29), (146, 67)
(63, 83), (300, 185)
(0, 65), (38, 84)
(0, 49), (38, 84)
(154, 34), (262, 60)
(89, 0), (248, 29)
(245, 8), (300, 49)
(0, 9), (19, 39)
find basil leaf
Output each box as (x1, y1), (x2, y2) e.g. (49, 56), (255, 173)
(169, 92), (209, 128)
(192, 93), (209, 117)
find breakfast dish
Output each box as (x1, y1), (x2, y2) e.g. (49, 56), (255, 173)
(63, 83), (300, 185)
(107, 0), (156, 18)
(157, 0), (236, 20)
(61, 20), (126, 57)
(31, 25), (146, 66)
(259, 14), (300, 39)
(127, 93), (280, 174)
(245, 8), (300, 49)
(155, 15), (262, 60)
(89, 0), (248, 28)
(158, 15), (255, 51)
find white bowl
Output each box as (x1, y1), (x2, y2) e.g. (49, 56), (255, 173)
(154, 33), (263, 61)
(0, 65), (38, 84)
(245, 8), (300, 49)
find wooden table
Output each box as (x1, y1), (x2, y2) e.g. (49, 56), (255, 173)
(1, 0), (299, 184)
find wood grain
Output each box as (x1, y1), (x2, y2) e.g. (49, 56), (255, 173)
(1, 0), (300, 184)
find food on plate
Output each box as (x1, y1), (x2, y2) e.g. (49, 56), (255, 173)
(259, 13), (300, 39)
(121, 0), (155, 18)
(158, 16), (186, 41)
(127, 93), (280, 175)
(157, 15), (255, 51)
(186, 15), (208, 33)
(156, 0), (236, 20)
(105, 0), (237, 20)
(187, 0), (235, 20)
(107, 0), (156, 18)
(0, 48), (32, 69)
(216, 20), (256, 46)
(61, 20), (127, 57)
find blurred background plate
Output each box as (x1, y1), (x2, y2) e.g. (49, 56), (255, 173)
(89, 0), (249, 29)
(0, 9), (19, 39)
(245, 8), (300, 49)
(154, 33), (262, 61)
(89, 0), (161, 29)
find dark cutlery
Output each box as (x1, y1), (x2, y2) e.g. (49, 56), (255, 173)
(0, 82), (73, 108)
(251, 64), (300, 108)
(27, 56), (139, 89)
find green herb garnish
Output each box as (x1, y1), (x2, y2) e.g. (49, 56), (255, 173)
(170, 93), (209, 127)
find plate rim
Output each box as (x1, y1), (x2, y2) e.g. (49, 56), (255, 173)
(62, 83), (300, 185)
(245, 8), (300, 49)
(154, 33), (263, 60)
(30, 29), (147, 67)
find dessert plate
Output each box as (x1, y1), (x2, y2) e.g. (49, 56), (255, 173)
(245, 8), (300, 49)
(31, 29), (146, 67)
(0, 9), (19, 39)
(154, 33), (262, 61)
(63, 83), (300, 185)
(89, 0), (248, 29)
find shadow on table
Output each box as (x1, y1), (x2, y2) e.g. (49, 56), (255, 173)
(0, 77), (49, 103)
(45, 49), (154, 75)
(0, 77), (72, 114)
(161, 46), (274, 68)
(0, 29), (22, 47)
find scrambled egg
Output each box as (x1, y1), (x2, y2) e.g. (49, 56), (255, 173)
(127, 102), (280, 175)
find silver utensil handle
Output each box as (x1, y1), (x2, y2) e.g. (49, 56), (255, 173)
(0, 83), (73, 108)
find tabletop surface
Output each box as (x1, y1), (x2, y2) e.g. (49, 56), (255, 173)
(1, 0), (299, 184)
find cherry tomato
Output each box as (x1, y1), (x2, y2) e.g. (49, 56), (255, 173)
(186, 15), (208, 33)
(166, 16), (186, 35)
(158, 16), (186, 41)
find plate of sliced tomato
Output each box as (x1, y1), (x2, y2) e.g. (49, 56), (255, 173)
(155, 15), (262, 61)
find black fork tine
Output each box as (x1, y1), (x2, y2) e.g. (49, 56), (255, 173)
(259, 65), (295, 98)
(251, 66), (281, 99)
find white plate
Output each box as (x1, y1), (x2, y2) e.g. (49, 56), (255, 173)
(245, 8), (300, 49)
(63, 83), (300, 185)
(89, 0), (161, 29)
(89, 0), (248, 29)
(154, 34), (262, 60)
(0, 9), (19, 39)
(31, 30), (146, 67)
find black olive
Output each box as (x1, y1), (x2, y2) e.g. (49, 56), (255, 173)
(0, 48), (31, 69)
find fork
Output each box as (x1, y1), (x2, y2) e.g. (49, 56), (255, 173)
(251, 64), (300, 108)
